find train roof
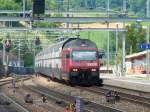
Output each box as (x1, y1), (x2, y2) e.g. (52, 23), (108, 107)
(63, 38), (97, 49)
(36, 38), (97, 57)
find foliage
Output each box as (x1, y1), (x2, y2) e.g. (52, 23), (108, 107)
(129, 0), (146, 17)
(116, 48), (122, 65)
(79, 23), (147, 65)
(125, 23), (146, 54)
(0, 0), (21, 10)
(0, 0), (147, 17)
(23, 52), (33, 67)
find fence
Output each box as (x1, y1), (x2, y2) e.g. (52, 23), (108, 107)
(8, 66), (34, 75)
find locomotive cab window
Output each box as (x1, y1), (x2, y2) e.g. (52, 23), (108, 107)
(66, 53), (70, 58)
(72, 50), (97, 61)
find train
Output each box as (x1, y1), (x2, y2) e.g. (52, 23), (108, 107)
(35, 38), (103, 85)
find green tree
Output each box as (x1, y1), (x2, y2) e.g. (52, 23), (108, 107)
(129, 0), (146, 17)
(125, 23), (146, 54)
(23, 52), (33, 67)
(0, 0), (21, 10)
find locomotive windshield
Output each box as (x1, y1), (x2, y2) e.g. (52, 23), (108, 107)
(72, 50), (97, 61)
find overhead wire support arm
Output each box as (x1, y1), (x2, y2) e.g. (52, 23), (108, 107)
(0, 17), (150, 22)
(146, 0), (150, 77)
(0, 27), (127, 32)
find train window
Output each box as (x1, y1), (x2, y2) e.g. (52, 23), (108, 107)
(72, 50), (97, 61)
(56, 64), (58, 68)
(66, 54), (70, 58)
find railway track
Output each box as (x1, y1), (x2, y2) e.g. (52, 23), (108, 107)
(0, 93), (29, 112)
(0, 80), (13, 86)
(24, 83), (122, 112)
(26, 75), (149, 111)
(78, 85), (150, 107)
(0, 76), (31, 86)
(41, 74), (150, 107)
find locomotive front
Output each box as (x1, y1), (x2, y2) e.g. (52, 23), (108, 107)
(70, 49), (100, 85)
(62, 38), (101, 85)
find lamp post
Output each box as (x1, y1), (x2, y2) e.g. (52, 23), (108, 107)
(106, 0), (110, 73)
(146, 0), (150, 77)
(115, 24), (119, 76)
(2, 40), (6, 66)
(107, 22), (110, 73)
(23, 0), (26, 18)
(121, 0), (126, 76)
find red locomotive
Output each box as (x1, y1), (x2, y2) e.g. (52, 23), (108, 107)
(35, 38), (102, 85)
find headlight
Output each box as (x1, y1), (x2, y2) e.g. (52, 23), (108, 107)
(73, 68), (78, 72)
(91, 69), (96, 72)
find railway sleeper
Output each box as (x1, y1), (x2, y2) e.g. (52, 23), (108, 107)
(105, 90), (120, 103)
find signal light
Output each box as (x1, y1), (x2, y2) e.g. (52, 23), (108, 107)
(5, 39), (11, 52)
(73, 68), (78, 72)
(35, 36), (41, 46)
(91, 69), (96, 72)
(33, 0), (45, 16)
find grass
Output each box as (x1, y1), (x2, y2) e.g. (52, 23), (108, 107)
(79, 31), (108, 49)
(134, 76), (150, 80)
(127, 22), (150, 26)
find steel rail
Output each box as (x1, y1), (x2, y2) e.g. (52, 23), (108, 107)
(78, 85), (150, 107)
(0, 77), (31, 86)
(0, 93), (29, 112)
(24, 84), (122, 112)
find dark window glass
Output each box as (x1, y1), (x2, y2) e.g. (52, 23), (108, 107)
(72, 50), (97, 61)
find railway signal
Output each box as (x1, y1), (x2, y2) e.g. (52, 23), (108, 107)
(5, 39), (11, 52)
(35, 36), (40, 46)
(33, 0), (45, 18)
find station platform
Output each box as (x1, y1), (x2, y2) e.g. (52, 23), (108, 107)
(101, 73), (150, 93)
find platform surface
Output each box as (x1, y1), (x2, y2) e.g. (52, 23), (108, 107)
(101, 73), (150, 93)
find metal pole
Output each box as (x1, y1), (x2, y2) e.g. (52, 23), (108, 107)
(146, 0), (150, 77)
(106, 0), (110, 73)
(107, 0), (110, 17)
(33, 38), (35, 72)
(18, 37), (21, 67)
(122, 0), (126, 76)
(115, 24), (119, 76)
(75, 96), (82, 112)
(67, 0), (70, 28)
(23, 0), (26, 18)
(88, 31), (91, 40)
(2, 41), (5, 65)
(66, 0), (70, 38)
(122, 24), (126, 76)
(123, 0), (126, 14)
(6, 55), (9, 68)
(29, 21), (32, 29)
(107, 22), (110, 73)
(77, 23), (80, 38)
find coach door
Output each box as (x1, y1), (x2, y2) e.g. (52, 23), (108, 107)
(62, 51), (69, 80)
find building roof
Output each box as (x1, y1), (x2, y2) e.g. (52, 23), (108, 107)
(126, 50), (150, 59)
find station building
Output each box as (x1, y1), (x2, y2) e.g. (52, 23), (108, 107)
(126, 50), (150, 74)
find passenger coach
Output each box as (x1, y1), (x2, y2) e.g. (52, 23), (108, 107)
(35, 38), (102, 85)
